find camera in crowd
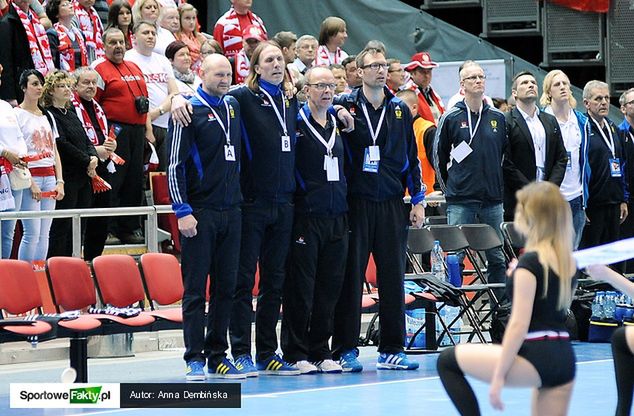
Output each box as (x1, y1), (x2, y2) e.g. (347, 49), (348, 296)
(134, 96), (150, 114)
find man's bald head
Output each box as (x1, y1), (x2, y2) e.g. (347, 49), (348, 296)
(200, 54), (233, 97)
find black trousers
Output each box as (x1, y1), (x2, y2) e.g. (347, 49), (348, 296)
(281, 214), (348, 362)
(181, 207), (241, 367)
(82, 161), (111, 261)
(151, 125), (167, 172)
(229, 199), (293, 361)
(105, 122), (145, 235)
(332, 197), (409, 357)
(47, 176), (93, 258)
(580, 203), (621, 249)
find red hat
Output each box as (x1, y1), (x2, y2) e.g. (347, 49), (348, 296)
(242, 25), (267, 42)
(404, 52), (438, 71)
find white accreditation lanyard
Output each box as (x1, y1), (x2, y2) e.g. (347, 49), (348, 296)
(196, 93), (235, 161)
(592, 118), (616, 158)
(361, 102), (386, 162)
(466, 102), (483, 146)
(260, 87), (291, 152)
(299, 108), (339, 181)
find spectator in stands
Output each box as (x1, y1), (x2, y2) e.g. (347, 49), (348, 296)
(14, 69), (64, 263)
(618, 87), (634, 271)
(281, 66), (347, 375)
(71, 66), (116, 260)
(1, 0), (51, 28)
(166, 40), (201, 97)
(46, 0), (89, 71)
(433, 61), (507, 300)
(329, 63), (346, 94)
(131, 0), (160, 25)
(541, 69), (588, 249)
(0, 63), (28, 258)
(331, 46), (424, 373)
(579, 80), (628, 249)
(292, 34), (317, 75)
(315, 16), (348, 67)
(167, 53), (245, 380)
(503, 71), (567, 221)
(106, 1), (134, 50)
(227, 41), (300, 376)
(125, 20), (187, 170)
(74, 0), (105, 63)
(445, 61), (494, 110)
(154, 5), (176, 55)
(92, 27), (150, 245)
(272, 31), (300, 88)
(43, 69), (98, 258)
(0, 0), (55, 105)
(213, 0), (267, 60)
(233, 24), (265, 85)
(405, 51), (444, 124)
(492, 97), (509, 112)
(175, 3), (206, 72)
(200, 38), (223, 57)
(386, 58), (405, 94)
(93, 0), (109, 27)
(342, 55), (361, 91)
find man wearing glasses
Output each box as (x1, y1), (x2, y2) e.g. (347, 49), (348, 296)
(503, 71), (567, 221)
(580, 81), (628, 249)
(280, 67), (347, 374)
(618, 88), (634, 271)
(433, 61), (507, 300)
(404, 51), (444, 124)
(331, 45), (426, 372)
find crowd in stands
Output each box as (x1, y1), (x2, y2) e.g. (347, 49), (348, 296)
(0, 1), (633, 404)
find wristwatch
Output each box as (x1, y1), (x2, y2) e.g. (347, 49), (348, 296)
(159, 107), (165, 116)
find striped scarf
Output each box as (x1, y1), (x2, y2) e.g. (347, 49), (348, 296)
(71, 92), (107, 146)
(15, 6), (54, 76)
(73, 1), (104, 62)
(54, 22), (88, 71)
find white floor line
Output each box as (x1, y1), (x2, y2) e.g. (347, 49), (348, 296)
(576, 359), (613, 365)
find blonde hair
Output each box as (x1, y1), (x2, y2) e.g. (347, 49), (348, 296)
(177, 3), (199, 35)
(131, 0), (161, 26)
(41, 70), (72, 108)
(245, 41), (288, 92)
(514, 182), (575, 310)
(318, 16), (346, 46)
(540, 69), (577, 108)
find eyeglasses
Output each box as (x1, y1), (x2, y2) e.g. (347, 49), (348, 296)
(361, 63), (389, 71)
(307, 83), (337, 91)
(462, 75), (486, 81)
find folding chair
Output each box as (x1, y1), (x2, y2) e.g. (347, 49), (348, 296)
(424, 216), (447, 225)
(92, 255), (178, 329)
(149, 172), (180, 253)
(138, 253), (183, 323)
(500, 221), (525, 260)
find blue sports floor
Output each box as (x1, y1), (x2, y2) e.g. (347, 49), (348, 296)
(0, 342), (619, 415)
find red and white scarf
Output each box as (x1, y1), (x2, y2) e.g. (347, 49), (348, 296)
(15, 6), (54, 76)
(234, 49), (250, 84)
(54, 22), (88, 71)
(73, 1), (104, 61)
(314, 45), (345, 67)
(71, 92), (107, 146)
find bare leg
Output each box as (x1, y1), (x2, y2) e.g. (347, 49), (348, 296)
(455, 344), (541, 386)
(532, 381), (575, 416)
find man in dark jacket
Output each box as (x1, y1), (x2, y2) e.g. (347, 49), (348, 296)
(503, 71), (568, 220)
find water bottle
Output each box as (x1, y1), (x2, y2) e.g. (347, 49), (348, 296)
(447, 254), (462, 287)
(604, 291), (616, 320)
(591, 291), (604, 320)
(431, 240), (446, 282)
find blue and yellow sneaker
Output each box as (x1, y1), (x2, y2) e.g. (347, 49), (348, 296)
(256, 354), (300, 376)
(208, 358), (247, 379)
(234, 355), (259, 377)
(339, 349), (363, 373)
(185, 360), (206, 381)
(376, 352), (419, 370)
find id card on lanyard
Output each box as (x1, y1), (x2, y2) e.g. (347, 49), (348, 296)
(361, 103), (386, 173)
(197, 93), (235, 161)
(261, 88), (292, 153)
(299, 108), (339, 181)
(591, 118), (620, 177)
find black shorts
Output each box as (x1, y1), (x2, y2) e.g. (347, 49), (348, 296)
(518, 339), (576, 388)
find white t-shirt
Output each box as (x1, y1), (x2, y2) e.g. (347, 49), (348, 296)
(544, 106), (583, 201)
(154, 27), (176, 56)
(0, 100), (27, 157)
(13, 108), (58, 168)
(125, 49), (175, 128)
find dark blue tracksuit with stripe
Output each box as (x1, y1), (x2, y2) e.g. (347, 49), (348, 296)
(332, 87), (426, 356)
(281, 105), (349, 362)
(228, 81), (298, 361)
(167, 89), (241, 368)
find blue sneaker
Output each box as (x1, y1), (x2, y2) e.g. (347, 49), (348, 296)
(234, 355), (259, 378)
(256, 354), (300, 376)
(338, 349), (363, 373)
(208, 358), (247, 379)
(185, 360), (206, 381)
(376, 352), (419, 370)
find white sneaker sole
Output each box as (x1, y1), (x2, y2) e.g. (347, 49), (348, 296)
(376, 363), (418, 370)
(207, 373), (247, 379)
(259, 370), (301, 376)
(185, 374), (206, 381)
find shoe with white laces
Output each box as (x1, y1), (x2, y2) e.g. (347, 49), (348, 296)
(185, 360), (206, 381)
(338, 349), (363, 372)
(291, 360), (318, 374)
(312, 359), (343, 374)
(234, 355), (259, 377)
(376, 352), (419, 370)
